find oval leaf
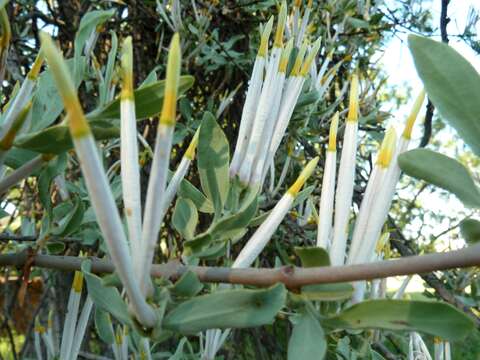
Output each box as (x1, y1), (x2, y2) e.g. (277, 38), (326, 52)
(172, 197), (198, 240)
(460, 218), (480, 244)
(163, 284), (286, 334)
(323, 299), (475, 341)
(398, 148), (480, 208)
(288, 311), (326, 360)
(408, 35), (480, 156)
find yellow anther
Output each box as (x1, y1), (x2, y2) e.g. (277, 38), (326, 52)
(160, 33), (181, 127)
(376, 127), (397, 168)
(273, 1), (287, 48)
(287, 156), (319, 196)
(258, 17), (274, 58)
(327, 112), (339, 152)
(346, 73), (359, 122)
(402, 89), (426, 139)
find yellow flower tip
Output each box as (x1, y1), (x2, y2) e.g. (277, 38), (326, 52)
(433, 337), (442, 345)
(300, 38), (321, 76)
(273, 1), (287, 48)
(121, 36), (134, 100)
(327, 112), (339, 152)
(290, 40), (308, 76)
(346, 73), (359, 122)
(307, 0), (313, 8)
(184, 128), (200, 160)
(287, 156), (319, 196)
(115, 327), (123, 345)
(72, 271), (84, 293)
(40, 32), (91, 138)
(375, 232), (390, 254)
(279, 39), (293, 73)
(294, 0), (301, 8)
(0, 102), (32, 151)
(376, 127), (397, 168)
(160, 33), (181, 127)
(258, 16), (274, 58)
(402, 89), (426, 140)
(27, 51), (45, 80)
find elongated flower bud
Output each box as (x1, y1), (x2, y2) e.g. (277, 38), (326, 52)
(402, 89), (425, 140)
(376, 127), (397, 168)
(330, 74), (360, 265)
(259, 16), (274, 58)
(0, 7), (10, 84)
(60, 271), (83, 360)
(279, 39), (294, 73)
(184, 128), (200, 160)
(121, 37), (134, 100)
(234, 157), (318, 268)
(290, 41), (308, 76)
(347, 73), (359, 122)
(27, 50), (45, 80)
(160, 33), (181, 127)
(317, 114), (338, 248)
(41, 32), (156, 327)
(0, 102), (31, 151)
(300, 38), (322, 76)
(273, 1), (287, 48)
(139, 33), (183, 296)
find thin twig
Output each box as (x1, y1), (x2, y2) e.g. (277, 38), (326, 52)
(1, 244), (479, 288)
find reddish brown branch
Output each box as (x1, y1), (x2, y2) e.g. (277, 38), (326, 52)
(1, 244), (479, 287)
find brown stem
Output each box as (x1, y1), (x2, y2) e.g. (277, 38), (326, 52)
(1, 244), (479, 288)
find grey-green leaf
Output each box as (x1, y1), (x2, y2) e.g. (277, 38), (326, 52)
(94, 308), (115, 345)
(81, 261), (132, 326)
(460, 218), (480, 244)
(323, 299), (475, 341)
(288, 311), (326, 360)
(197, 112), (230, 217)
(163, 284), (286, 334)
(172, 198), (198, 240)
(398, 149), (480, 208)
(408, 35), (480, 156)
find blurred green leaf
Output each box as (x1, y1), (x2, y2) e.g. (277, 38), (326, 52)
(295, 247), (330, 267)
(170, 271), (204, 298)
(409, 35), (480, 156)
(94, 308), (115, 345)
(323, 299), (475, 341)
(460, 218), (480, 244)
(398, 149), (480, 208)
(288, 310), (326, 360)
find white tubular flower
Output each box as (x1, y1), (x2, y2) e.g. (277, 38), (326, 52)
(347, 127), (396, 265)
(349, 127), (397, 266)
(296, 0), (312, 47)
(0, 101), (32, 172)
(266, 39), (321, 171)
(238, 3), (286, 185)
(69, 296), (94, 359)
(316, 112), (339, 249)
(34, 319), (44, 360)
(0, 51), (43, 138)
(329, 74), (360, 266)
(250, 39), (293, 186)
(234, 157), (319, 268)
(229, 17), (273, 177)
(139, 33), (181, 297)
(291, 0), (301, 39)
(120, 37), (143, 265)
(40, 32), (156, 327)
(59, 272), (83, 360)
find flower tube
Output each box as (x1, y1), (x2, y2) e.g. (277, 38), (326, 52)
(69, 296), (94, 359)
(329, 74), (359, 265)
(59, 272), (83, 360)
(229, 17), (273, 177)
(238, 2), (287, 185)
(296, 0), (312, 47)
(234, 157), (319, 268)
(316, 112), (339, 249)
(139, 34), (181, 297)
(40, 32), (156, 327)
(120, 37), (143, 264)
